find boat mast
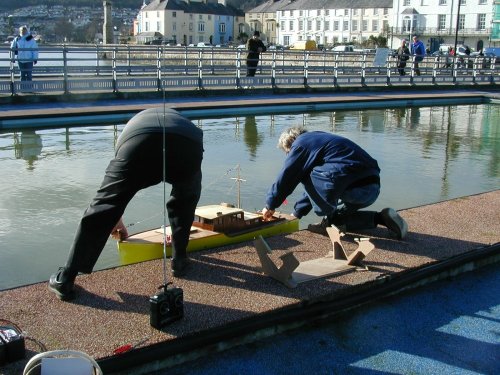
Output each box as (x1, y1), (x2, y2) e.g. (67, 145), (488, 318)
(230, 164), (246, 208)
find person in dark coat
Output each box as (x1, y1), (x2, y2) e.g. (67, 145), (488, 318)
(49, 108), (203, 301)
(246, 30), (266, 77)
(261, 127), (408, 239)
(397, 39), (410, 76)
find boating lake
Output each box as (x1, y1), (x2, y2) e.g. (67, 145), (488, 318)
(0, 104), (499, 290)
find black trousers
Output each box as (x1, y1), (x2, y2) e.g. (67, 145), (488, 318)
(65, 133), (202, 273)
(246, 54), (259, 77)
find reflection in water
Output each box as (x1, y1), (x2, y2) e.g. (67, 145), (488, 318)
(0, 104), (499, 290)
(243, 116), (264, 160)
(13, 131), (43, 170)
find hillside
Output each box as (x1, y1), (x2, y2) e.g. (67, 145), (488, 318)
(1, 0), (266, 11)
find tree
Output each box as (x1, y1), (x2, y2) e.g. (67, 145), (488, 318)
(54, 17), (75, 42)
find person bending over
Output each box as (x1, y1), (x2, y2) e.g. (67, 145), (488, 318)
(262, 127), (408, 239)
(49, 108), (203, 301)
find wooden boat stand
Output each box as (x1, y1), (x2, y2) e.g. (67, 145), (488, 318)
(254, 226), (375, 288)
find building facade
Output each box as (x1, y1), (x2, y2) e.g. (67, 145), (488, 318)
(246, 0), (393, 47)
(136, 0), (241, 45)
(391, 0), (496, 52)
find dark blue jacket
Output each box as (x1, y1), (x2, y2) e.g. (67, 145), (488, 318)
(265, 131), (380, 218)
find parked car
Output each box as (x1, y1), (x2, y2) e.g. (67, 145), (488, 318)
(196, 42), (211, 48)
(331, 45), (354, 53)
(236, 44), (247, 50)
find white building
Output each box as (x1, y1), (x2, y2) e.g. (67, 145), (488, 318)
(136, 0), (241, 46)
(247, 0), (393, 47)
(391, 0), (495, 52)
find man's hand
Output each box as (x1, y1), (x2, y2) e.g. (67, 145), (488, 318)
(111, 218), (128, 240)
(261, 207), (275, 221)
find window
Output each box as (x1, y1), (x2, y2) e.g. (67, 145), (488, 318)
(317, 10), (320, 16)
(362, 20), (368, 31)
(199, 15), (202, 20)
(403, 0), (411, 6)
(173, 12), (176, 18)
(325, 21), (330, 30)
(325, 10), (329, 16)
(439, 0), (446, 5)
(172, 22), (176, 31)
(198, 22), (205, 32)
(334, 21), (339, 31)
(299, 20), (303, 31)
(289, 20), (294, 31)
(478, 0), (486, 4)
(189, 23), (193, 31)
(145, 22), (149, 31)
(458, 14), (465, 30)
(299, 10), (303, 16)
(384, 8), (389, 15)
(353, 9), (358, 16)
(343, 21), (349, 31)
(352, 20), (358, 31)
(190, 14), (193, 20)
(372, 20), (378, 32)
(219, 23), (225, 33)
(345, 9), (349, 16)
(374, 8), (378, 16)
(383, 20), (389, 32)
(460, 0), (466, 4)
(438, 15), (446, 30)
(307, 20), (312, 31)
(477, 13), (486, 30)
(281, 21), (284, 31)
(362, 9), (366, 16)
(157, 21), (160, 31)
(291, 10), (294, 16)
(316, 20), (321, 30)
(208, 15), (211, 20)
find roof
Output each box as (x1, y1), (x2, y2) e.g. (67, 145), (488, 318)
(142, 0), (240, 16)
(401, 7), (419, 15)
(195, 205), (244, 220)
(248, 0), (393, 13)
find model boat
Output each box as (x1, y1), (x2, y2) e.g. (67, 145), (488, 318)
(117, 203), (299, 265)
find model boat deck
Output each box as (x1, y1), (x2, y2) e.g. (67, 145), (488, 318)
(118, 204), (299, 265)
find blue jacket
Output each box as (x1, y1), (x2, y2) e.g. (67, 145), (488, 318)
(11, 33), (39, 63)
(265, 131), (380, 218)
(411, 40), (426, 62)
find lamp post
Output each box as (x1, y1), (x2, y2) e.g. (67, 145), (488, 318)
(453, 0), (462, 55)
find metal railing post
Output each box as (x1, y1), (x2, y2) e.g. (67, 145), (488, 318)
(235, 49), (241, 89)
(410, 56), (415, 85)
(333, 53), (338, 87)
(9, 48), (16, 95)
(271, 51), (276, 89)
(386, 55), (391, 86)
(432, 55), (438, 85)
(197, 50), (203, 89)
(303, 52), (308, 87)
(157, 46), (162, 91)
(63, 44), (69, 94)
(112, 47), (117, 92)
(127, 45), (131, 76)
(361, 52), (366, 86)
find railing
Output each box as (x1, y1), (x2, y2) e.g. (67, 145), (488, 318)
(0, 44), (498, 96)
(392, 27), (491, 36)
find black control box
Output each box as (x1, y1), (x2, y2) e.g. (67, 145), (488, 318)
(0, 325), (25, 365)
(150, 285), (184, 329)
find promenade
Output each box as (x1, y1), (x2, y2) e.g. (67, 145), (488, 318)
(1, 190), (498, 374)
(0, 87), (499, 374)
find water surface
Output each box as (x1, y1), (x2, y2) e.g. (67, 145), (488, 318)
(0, 104), (498, 289)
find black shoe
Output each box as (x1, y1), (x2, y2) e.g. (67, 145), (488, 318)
(48, 267), (77, 301)
(307, 217), (331, 235)
(171, 258), (190, 278)
(380, 208), (408, 240)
